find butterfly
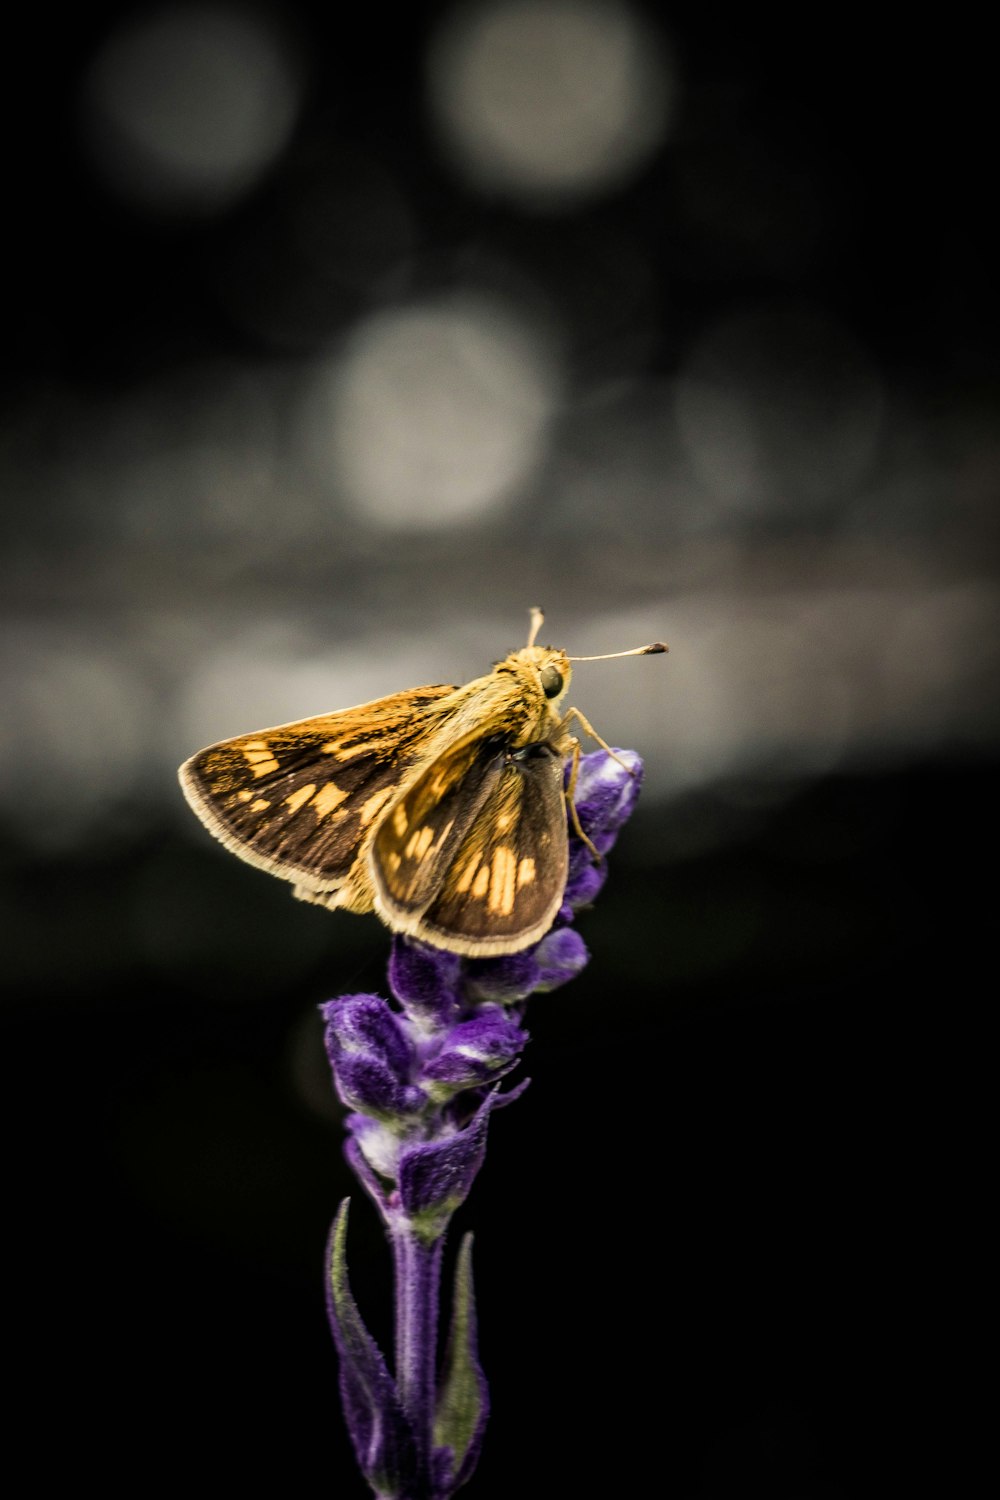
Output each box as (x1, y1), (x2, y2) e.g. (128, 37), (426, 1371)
(178, 609), (666, 957)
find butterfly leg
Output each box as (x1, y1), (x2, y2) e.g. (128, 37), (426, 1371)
(562, 736), (602, 863)
(560, 706), (639, 777)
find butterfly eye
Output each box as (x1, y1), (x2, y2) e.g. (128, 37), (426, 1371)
(539, 665), (563, 699)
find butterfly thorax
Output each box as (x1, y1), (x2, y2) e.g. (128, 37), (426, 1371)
(486, 646), (573, 748)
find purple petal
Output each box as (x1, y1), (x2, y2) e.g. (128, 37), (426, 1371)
(397, 1091), (500, 1230)
(422, 1008), (528, 1096)
(388, 937), (464, 1024)
(333, 1052), (427, 1120)
(344, 1117), (401, 1198)
(570, 748), (644, 837)
(322, 994), (413, 1077)
(564, 854), (608, 909)
(532, 926), (589, 991)
(463, 949), (540, 1005)
(323, 994), (426, 1119)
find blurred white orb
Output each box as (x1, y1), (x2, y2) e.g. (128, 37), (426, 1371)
(307, 294), (560, 528)
(427, 0), (676, 208)
(80, 1), (303, 214)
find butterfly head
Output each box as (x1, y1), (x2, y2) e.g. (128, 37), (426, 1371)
(501, 645), (573, 708)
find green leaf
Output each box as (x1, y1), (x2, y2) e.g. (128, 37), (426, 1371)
(434, 1233), (489, 1492)
(327, 1199), (415, 1495)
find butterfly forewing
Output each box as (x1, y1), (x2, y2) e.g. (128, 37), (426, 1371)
(371, 731), (509, 914)
(180, 685), (457, 891)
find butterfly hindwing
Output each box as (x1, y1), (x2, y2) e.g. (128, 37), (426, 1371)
(372, 735), (569, 953)
(420, 743), (568, 950)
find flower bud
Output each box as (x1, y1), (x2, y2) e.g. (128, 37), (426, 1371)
(463, 949), (539, 1005)
(532, 926), (589, 991)
(571, 748), (643, 839)
(397, 1091), (500, 1238)
(388, 937), (463, 1026)
(563, 844), (608, 910)
(422, 1006), (528, 1100)
(322, 994), (426, 1120)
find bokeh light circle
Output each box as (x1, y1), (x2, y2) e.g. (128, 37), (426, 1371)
(426, 0), (676, 208)
(80, 1), (303, 214)
(306, 294), (561, 529)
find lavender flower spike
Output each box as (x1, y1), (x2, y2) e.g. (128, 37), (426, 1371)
(323, 748), (644, 1499)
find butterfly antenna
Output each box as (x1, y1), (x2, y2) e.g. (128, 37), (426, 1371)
(569, 641), (668, 661)
(527, 606), (545, 648)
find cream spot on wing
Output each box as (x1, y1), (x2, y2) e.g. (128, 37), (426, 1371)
(313, 782), (349, 819)
(517, 857), (536, 887)
(251, 757), (280, 777)
(454, 853), (479, 894)
(393, 805), (408, 836)
(406, 825), (434, 860)
(360, 786), (396, 826)
(284, 783), (316, 815)
(496, 810), (514, 832)
(388, 852), (402, 873)
(488, 845), (517, 915)
(250, 798), (271, 813)
(243, 740), (270, 751)
(472, 864), (490, 900)
(237, 789), (254, 803)
(326, 738), (389, 760)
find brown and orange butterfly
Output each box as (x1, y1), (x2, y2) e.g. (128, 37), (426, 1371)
(178, 609), (666, 956)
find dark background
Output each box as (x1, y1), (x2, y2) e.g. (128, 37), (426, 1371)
(3, 3), (993, 1496)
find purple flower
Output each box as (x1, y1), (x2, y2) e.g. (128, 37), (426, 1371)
(324, 749), (644, 1499)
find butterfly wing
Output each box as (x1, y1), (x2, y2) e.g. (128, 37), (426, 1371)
(179, 684), (457, 906)
(372, 735), (569, 955)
